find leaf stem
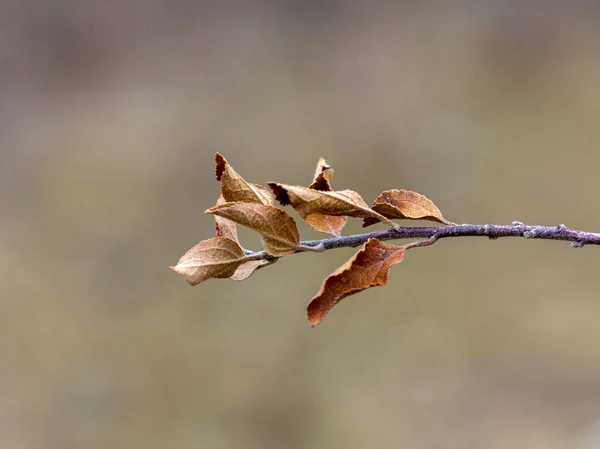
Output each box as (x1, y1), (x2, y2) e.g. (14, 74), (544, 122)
(244, 223), (600, 261)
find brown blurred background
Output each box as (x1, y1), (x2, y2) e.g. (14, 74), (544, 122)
(2, 1), (600, 448)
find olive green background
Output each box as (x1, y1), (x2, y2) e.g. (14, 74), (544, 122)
(2, 2), (600, 448)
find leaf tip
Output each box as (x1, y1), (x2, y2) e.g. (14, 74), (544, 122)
(362, 217), (379, 228)
(309, 174), (332, 192)
(309, 157), (334, 191)
(306, 305), (324, 327)
(215, 152), (226, 181)
(170, 265), (199, 286)
(268, 182), (291, 206)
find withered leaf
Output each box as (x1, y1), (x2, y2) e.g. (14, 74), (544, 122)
(170, 237), (246, 285)
(306, 238), (405, 327)
(304, 214), (348, 237)
(308, 157), (334, 191)
(268, 183), (397, 228)
(214, 195), (238, 242)
(362, 189), (451, 227)
(206, 202), (302, 256)
(250, 184), (275, 206)
(215, 153), (274, 205)
(229, 259), (271, 281)
(305, 158), (348, 236)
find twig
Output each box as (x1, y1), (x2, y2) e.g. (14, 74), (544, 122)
(246, 222), (600, 261)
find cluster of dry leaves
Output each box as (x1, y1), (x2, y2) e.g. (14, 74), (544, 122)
(171, 153), (451, 326)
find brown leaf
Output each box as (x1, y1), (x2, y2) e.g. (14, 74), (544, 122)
(268, 183), (397, 228)
(362, 189), (451, 227)
(249, 183), (275, 206)
(229, 259), (271, 281)
(306, 238), (405, 327)
(303, 214), (348, 237)
(303, 158), (348, 236)
(308, 157), (334, 191)
(214, 195), (238, 242)
(206, 202), (302, 256)
(170, 237), (246, 285)
(215, 153), (274, 205)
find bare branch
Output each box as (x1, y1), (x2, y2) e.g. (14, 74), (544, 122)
(244, 223), (600, 262)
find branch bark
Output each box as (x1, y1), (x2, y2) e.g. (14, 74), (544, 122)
(245, 222), (600, 261)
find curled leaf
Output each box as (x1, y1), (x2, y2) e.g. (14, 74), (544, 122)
(268, 183), (397, 228)
(308, 157), (334, 191)
(307, 238), (406, 327)
(206, 202), (302, 256)
(363, 189), (451, 227)
(215, 153), (274, 205)
(229, 259), (272, 281)
(214, 195), (238, 242)
(170, 237), (246, 285)
(303, 158), (348, 236)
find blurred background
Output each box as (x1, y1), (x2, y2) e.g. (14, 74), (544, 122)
(2, 1), (600, 448)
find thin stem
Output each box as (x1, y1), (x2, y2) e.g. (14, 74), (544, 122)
(246, 222), (600, 261)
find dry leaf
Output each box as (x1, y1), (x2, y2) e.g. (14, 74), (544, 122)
(306, 238), (405, 326)
(214, 195), (238, 242)
(304, 214), (348, 237)
(215, 153), (274, 205)
(303, 158), (347, 236)
(206, 202), (302, 256)
(269, 183), (397, 228)
(170, 237), (246, 285)
(249, 183), (275, 206)
(308, 157), (334, 191)
(229, 259), (271, 281)
(362, 189), (451, 227)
